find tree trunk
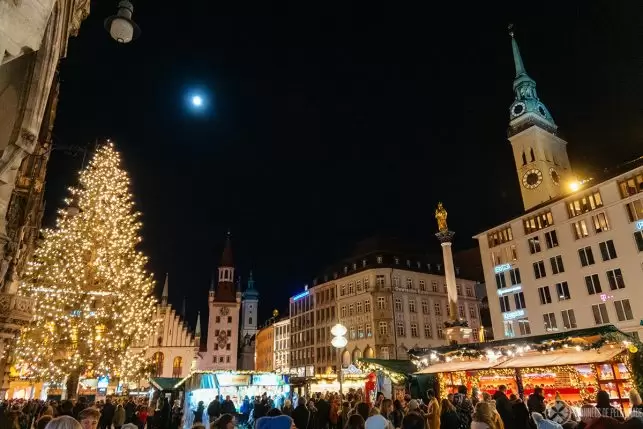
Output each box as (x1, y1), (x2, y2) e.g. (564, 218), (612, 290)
(65, 370), (80, 400)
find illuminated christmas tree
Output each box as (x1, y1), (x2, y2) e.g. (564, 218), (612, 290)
(14, 143), (156, 396)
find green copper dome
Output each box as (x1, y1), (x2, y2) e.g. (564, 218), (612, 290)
(243, 271), (259, 299)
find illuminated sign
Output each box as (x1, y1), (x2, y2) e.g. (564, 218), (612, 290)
(494, 263), (512, 274)
(252, 374), (282, 386)
(636, 220), (643, 231)
(600, 293), (614, 302)
(503, 309), (525, 320)
(497, 285), (522, 296)
(97, 376), (109, 389)
(216, 374), (251, 386)
(292, 290), (309, 301)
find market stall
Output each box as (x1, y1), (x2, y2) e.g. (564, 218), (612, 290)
(357, 359), (415, 402)
(309, 366), (369, 395)
(410, 325), (642, 415)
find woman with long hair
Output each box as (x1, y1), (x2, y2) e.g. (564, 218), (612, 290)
(346, 414), (365, 429)
(212, 414), (234, 429)
(471, 402), (499, 429)
(439, 399), (460, 429)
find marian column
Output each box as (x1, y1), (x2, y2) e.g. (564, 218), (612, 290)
(435, 202), (472, 344)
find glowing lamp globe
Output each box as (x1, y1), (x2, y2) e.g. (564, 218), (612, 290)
(104, 0), (141, 43)
(331, 324), (347, 337)
(192, 95), (203, 107)
(331, 336), (348, 348)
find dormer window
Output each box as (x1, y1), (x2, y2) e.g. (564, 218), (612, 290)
(362, 259), (367, 267)
(377, 256), (383, 264)
(394, 257), (399, 265)
(343, 266), (348, 274)
(352, 263), (357, 270)
(406, 260), (411, 267)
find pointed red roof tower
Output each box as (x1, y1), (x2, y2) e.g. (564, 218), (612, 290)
(215, 231), (236, 302)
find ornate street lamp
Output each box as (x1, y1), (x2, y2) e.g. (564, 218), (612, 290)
(104, 1), (141, 43)
(331, 323), (347, 396)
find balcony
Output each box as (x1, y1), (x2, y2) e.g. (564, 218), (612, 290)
(0, 293), (35, 335)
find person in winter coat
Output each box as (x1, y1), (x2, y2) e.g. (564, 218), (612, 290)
(192, 402), (205, 425)
(527, 388), (546, 416)
(452, 386), (474, 429)
(531, 412), (562, 429)
(509, 395), (529, 429)
(113, 405), (126, 429)
(282, 400), (294, 417)
(207, 397), (221, 423)
(472, 402), (501, 429)
(315, 396), (330, 429)
(427, 390), (441, 429)
(492, 386), (515, 429)
(439, 399), (460, 429)
(391, 401), (404, 429)
(292, 398), (311, 429)
(100, 400), (115, 429)
(596, 391), (624, 421)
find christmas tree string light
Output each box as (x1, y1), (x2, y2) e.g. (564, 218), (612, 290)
(14, 143), (157, 387)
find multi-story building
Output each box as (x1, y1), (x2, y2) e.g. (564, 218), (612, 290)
(273, 317), (290, 373)
(289, 288), (315, 378)
(475, 33), (643, 341)
(255, 323), (274, 372)
(313, 282), (338, 374)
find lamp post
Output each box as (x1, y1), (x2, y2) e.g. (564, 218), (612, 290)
(104, 0), (141, 43)
(331, 323), (347, 397)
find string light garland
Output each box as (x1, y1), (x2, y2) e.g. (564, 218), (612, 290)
(14, 143), (157, 386)
(356, 361), (407, 385)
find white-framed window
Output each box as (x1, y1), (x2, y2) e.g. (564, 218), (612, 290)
(538, 286), (552, 305)
(517, 319), (531, 335)
(366, 323), (372, 337)
(364, 278), (370, 290)
(572, 219), (589, 240)
(504, 321), (515, 338)
(579, 246), (595, 267)
(545, 230), (559, 248)
(348, 282), (355, 294)
(437, 326), (444, 339)
(341, 285), (346, 296)
(585, 274), (602, 295)
(592, 303), (610, 325)
(356, 301), (363, 313)
(456, 284), (462, 295)
(377, 297), (386, 309)
(556, 281), (571, 301)
(376, 275), (385, 287)
(394, 298), (402, 312)
(392, 277), (400, 288)
(496, 272), (507, 289)
(410, 323), (419, 338)
(364, 300), (371, 312)
(459, 305), (465, 318)
(550, 255), (565, 274)
(635, 231), (643, 252)
(469, 306), (477, 318)
(431, 281), (438, 292)
(499, 296), (511, 313)
(396, 321), (405, 337)
(606, 268), (625, 290)
(528, 237), (542, 254)
(514, 292), (526, 310)
(341, 306), (347, 318)
(561, 309), (577, 329)
(409, 300), (416, 313)
(419, 280), (426, 291)
(434, 303), (441, 316)
(350, 327), (356, 339)
(599, 240), (618, 261)
(533, 261), (546, 279)
(614, 299), (634, 321)
(377, 255), (383, 264)
(466, 286), (473, 297)
(406, 278), (413, 289)
(421, 300), (429, 314)
(509, 268), (521, 285)
(358, 326), (364, 339)
(378, 321), (388, 336)
(356, 280), (362, 292)
(625, 198), (643, 222)
(543, 313), (557, 331)
(592, 212), (610, 233)
(348, 304), (354, 316)
(424, 323), (433, 338)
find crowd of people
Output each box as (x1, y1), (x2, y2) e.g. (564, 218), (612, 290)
(194, 386), (643, 429)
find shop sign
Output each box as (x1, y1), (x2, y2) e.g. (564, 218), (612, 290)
(97, 376), (109, 389)
(216, 374), (251, 386)
(636, 220), (643, 231)
(503, 309), (525, 320)
(252, 374), (282, 386)
(494, 263), (512, 274)
(497, 285), (522, 296)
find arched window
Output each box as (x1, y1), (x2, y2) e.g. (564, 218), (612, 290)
(364, 346), (374, 359)
(352, 348), (362, 362)
(249, 317), (253, 325)
(521, 152), (527, 166)
(530, 148), (535, 162)
(152, 352), (164, 377)
(172, 356), (183, 378)
(341, 350), (351, 367)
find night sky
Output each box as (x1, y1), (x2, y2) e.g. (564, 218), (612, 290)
(47, 1), (643, 332)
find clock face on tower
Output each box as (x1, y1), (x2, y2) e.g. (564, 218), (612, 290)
(511, 102), (526, 118)
(549, 168), (560, 186)
(522, 169), (543, 189)
(219, 307), (230, 316)
(537, 104), (547, 117)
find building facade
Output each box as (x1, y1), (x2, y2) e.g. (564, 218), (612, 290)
(0, 0), (89, 393)
(255, 324), (274, 372)
(130, 275), (199, 381)
(200, 235), (241, 370)
(289, 288), (315, 378)
(313, 281), (338, 374)
(273, 317), (290, 374)
(238, 273), (259, 370)
(475, 33), (643, 341)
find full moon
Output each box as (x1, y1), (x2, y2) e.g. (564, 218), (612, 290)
(191, 95), (203, 106)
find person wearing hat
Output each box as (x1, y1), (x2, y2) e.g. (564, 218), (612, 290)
(255, 415), (295, 429)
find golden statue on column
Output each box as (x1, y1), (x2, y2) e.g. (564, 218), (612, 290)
(435, 202), (448, 232)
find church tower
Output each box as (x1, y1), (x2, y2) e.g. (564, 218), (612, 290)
(202, 232), (241, 370)
(507, 29), (573, 211)
(240, 271), (259, 338)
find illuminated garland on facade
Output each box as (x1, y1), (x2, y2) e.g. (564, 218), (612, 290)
(356, 361), (407, 385)
(14, 143), (157, 384)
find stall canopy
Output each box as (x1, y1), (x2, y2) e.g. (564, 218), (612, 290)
(150, 377), (182, 391)
(357, 359), (416, 384)
(495, 347), (624, 368)
(416, 359), (503, 374)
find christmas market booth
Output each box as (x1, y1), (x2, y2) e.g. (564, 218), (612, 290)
(307, 365), (371, 396)
(357, 359), (417, 401)
(409, 326), (643, 416)
(176, 371), (290, 428)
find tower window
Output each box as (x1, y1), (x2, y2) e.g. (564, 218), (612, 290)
(249, 317), (253, 324)
(522, 152), (527, 166)
(530, 148), (535, 162)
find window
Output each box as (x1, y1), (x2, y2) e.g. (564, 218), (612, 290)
(431, 281), (438, 292)
(636, 231), (643, 252)
(226, 344), (231, 350)
(396, 322), (405, 337)
(409, 300), (416, 313)
(550, 255), (565, 274)
(579, 246), (595, 267)
(356, 301), (363, 313)
(437, 326), (444, 339)
(152, 352), (164, 377)
(349, 304), (354, 316)
(228, 316), (233, 323)
(410, 323), (419, 337)
(424, 323), (433, 338)
(523, 211), (554, 234)
(487, 226), (514, 248)
(509, 268), (521, 285)
(466, 286), (473, 297)
(459, 305), (465, 318)
(592, 212), (610, 233)
(366, 323), (372, 337)
(543, 313), (557, 331)
(406, 278), (413, 289)
(392, 277), (400, 288)
(456, 284), (462, 296)
(538, 286), (552, 305)
(572, 220), (589, 240)
(377, 297), (385, 309)
(592, 303), (610, 325)
(556, 282), (571, 301)
(533, 261), (546, 279)
(341, 306), (347, 318)
(470, 306), (477, 318)
(419, 280), (426, 291)
(599, 240), (618, 261)
(364, 300), (371, 312)
(350, 327), (356, 339)
(226, 356), (231, 363)
(614, 299), (634, 322)
(394, 298), (402, 312)
(434, 303), (441, 316)
(364, 278), (370, 290)
(499, 296), (511, 313)
(528, 237), (542, 254)
(341, 285), (346, 296)
(215, 316), (220, 323)
(517, 319), (531, 335)
(625, 199), (643, 222)
(495, 272), (507, 289)
(504, 321), (515, 338)
(561, 309), (577, 329)
(377, 255), (383, 264)
(422, 300), (429, 314)
(585, 274), (602, 295)
(606, 268), (625, 290)
(618, 174), (643, 198)
(356, 280), (362, 292)
(567, 192), (603, 218)
(348, 282), (354, 294)
(358, 326), (364, 338)
(545, 230), (559, 248)
(376, 275), (385, 287)
(513, 292), (526, 310)
(378, 321), (388, 336)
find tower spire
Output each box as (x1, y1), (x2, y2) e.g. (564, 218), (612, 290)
(220, 230), (233, 267)
(195, 311), (201, 338)
(161, 273), (169, 306)
(509, 24), (526, 78)
(181, 296), (186, 317)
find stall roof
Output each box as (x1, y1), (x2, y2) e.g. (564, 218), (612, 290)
(495, 347), (624, 368)
(358, 358), (417, 375)
(149, 377), (182, 391)
(415, 359), (504, 374)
